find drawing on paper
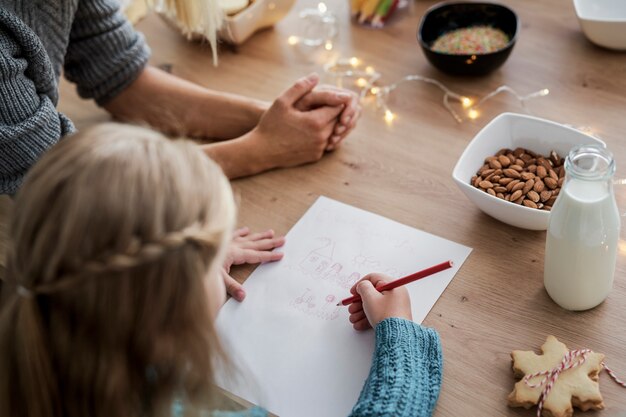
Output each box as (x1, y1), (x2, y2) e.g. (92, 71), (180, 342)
(351, 253), (381, 270)
(297, 237), (407, 290)
(290, 288), (340, 320)
(299, 238), (335, 276)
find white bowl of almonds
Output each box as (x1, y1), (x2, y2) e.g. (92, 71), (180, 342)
(452, 113), (605, 230)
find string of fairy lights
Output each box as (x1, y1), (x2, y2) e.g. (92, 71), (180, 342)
(287, 3), (550, 124)
(322, 57), (550, 124)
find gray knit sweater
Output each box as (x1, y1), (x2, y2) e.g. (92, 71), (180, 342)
(0, 0), (150, 194)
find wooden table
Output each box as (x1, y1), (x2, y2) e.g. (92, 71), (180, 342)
(58, 1), (626, 415)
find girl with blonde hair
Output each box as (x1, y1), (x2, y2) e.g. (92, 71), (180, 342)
(0, 124), (443, 417)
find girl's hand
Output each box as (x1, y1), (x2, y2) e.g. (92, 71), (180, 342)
(222, 227), (286, 302)
(348, 273), (412, 331)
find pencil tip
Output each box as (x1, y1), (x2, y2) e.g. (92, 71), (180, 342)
(336, 302), (342, 306)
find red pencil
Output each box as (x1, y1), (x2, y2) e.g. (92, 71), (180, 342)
(336, 260), (454, 306)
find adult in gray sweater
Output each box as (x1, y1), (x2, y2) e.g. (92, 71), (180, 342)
(0, 0), (360, 194)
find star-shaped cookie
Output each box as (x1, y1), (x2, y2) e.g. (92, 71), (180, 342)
(508, 335), (605, 417)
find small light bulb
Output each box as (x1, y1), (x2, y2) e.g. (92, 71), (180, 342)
(384, 110), (395, 123)
(324, 41), (333, 50)
(468, 108), (479, 120)
(370, 86), (380, 95)
(287, 36), (299, 45)
(461, 97), (473, 108)
(356, 78), (368, 88)
(365, 66), (375, 74)
(318, 2), (327, 13)
(349, 57), (360, 67)
(541, 88), (550, 96)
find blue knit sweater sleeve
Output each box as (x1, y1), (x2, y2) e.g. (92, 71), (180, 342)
(208, 318), (442, 417)
(348, 318), (443, 417)
(64, 0), (150, 105)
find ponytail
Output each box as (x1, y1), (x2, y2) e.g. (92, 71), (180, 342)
(0, 290), (60, 417)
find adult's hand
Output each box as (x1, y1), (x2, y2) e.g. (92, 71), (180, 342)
(222, 227), (286, 302)
(203, 74), (347, 178)
(294, 85), (361, 151)
(248, 73), (345, 169)
(347, 273), (413, 331)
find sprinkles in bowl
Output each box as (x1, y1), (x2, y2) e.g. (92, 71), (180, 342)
(431, 26), (509, 55)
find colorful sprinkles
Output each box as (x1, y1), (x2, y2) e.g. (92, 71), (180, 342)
(431, 26), (509, 55)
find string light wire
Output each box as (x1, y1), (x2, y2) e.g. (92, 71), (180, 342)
(322, 57), (550, 123)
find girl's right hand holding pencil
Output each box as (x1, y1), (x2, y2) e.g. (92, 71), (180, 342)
(348, 274), (413, 331)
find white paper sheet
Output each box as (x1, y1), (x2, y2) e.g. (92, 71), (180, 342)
(215, 196), (472, 417)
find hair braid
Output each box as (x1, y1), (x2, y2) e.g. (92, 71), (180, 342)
(32, 224), (224, 296)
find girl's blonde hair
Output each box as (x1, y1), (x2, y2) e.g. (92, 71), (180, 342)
(0, 123), (235, 417)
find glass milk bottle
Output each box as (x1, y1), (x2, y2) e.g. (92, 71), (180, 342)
(544, 144), (620, 311)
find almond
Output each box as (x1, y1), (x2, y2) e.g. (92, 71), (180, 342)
(494, 186), (507, 193)
(527, 164), (537, 173)
(540, 159), (553, 170)
(506, 179), (521, 191)
(520, 153), (533, 163)
(540, 190), (552, 202)
(536, 166), (547, 178)
(510, 189), (523, 201)
(523, 179), (535, 194)
(533, 180), (545, 193)
(511, 182), (525, 193)
(498, 155), (511, 167)
(549, 169), (558, 181)
(499, 177), (514, 185)
(523, 200), (538, 209)
(510, 164), (524, 172)
(527, 190), (540, 203)
(489, 159), (502, 169)
(550, 150), (560, 166)
(521, 172), (535, 180)
(487, 188), (496, 196)
(544, 177), (558, 189)
(503, 168), (521, 179)
(479, 180), (494, 189)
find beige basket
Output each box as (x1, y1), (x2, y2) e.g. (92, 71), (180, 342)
(221, 0), (295, 44)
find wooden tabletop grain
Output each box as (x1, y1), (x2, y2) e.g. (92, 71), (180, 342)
(56, 0), (626, 415)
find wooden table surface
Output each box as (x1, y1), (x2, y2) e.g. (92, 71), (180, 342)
(58, 0), (626, 415)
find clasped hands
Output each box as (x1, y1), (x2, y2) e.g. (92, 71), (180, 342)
(247, 73), (361, 171)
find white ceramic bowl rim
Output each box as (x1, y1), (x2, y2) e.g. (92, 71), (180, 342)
(573, 0), (626, 23)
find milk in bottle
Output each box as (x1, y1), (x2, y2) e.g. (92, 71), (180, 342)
(544, 144), (620, 311)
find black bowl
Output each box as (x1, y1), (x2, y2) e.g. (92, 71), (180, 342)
(418, 2), (519, 76)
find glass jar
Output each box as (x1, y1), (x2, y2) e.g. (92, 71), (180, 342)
(544, 144), (620, 311)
